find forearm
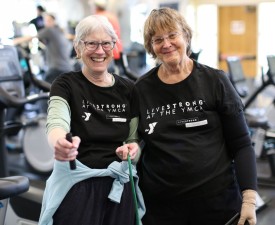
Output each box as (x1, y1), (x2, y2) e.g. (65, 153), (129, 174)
(221, 112), (257, 224)
(47, 127), (67, 149)
(221, 111), (257, 190)
(46, 96), (71, 149)
(126, 117), (141, 163)
(234, 148), (257, 191)
(125, 117), (139, 143)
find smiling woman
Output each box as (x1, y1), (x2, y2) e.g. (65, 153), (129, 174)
(135, 7), (258, 225)
(38, 14), (144, 225)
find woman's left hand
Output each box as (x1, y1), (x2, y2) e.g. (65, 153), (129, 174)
(116, 142), (139, 161)
(238, 190), (257, 225)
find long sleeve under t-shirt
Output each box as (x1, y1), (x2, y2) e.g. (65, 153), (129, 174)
(135, 61), (257, 202)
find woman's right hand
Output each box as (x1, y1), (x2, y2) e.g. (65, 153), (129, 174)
(54, 135), (80, 162)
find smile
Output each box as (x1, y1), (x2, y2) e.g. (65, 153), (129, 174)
(91, 57), (106, 62)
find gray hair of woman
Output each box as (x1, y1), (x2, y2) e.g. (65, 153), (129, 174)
(143, 7), (193, 59)
(73, 15), (118, 59)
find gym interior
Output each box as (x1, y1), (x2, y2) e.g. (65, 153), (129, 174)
(1, 0), (275, 224)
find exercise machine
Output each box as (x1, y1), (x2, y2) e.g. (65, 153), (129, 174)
(190, 49), (202, 61)
(1, 44), (53, 174)
(0, 44), (51, 224)
(113, 52), (141, 82)
(226, 56), (275, 188)
(244, 55), (275, 110)
(0, 176), (29, 225)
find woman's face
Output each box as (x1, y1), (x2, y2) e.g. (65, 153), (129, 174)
(79, 27), (114, 75)
(151, 29), (187, 66)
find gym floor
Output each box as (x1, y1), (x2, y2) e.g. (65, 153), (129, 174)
(256, 174), (275, 225)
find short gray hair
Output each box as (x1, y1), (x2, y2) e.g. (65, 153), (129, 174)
(74, 15), (118, 48)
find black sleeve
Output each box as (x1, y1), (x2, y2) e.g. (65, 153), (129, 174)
(221, 111), (258, 191)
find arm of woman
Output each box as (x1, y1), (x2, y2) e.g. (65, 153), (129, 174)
(47, 96), (80, 161)
(221, 111), (257, 225)
(221, 111), (257, 190)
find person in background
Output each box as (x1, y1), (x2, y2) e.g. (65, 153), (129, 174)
(94, 0), (123, 71)
(29, 5), (46, 31)
(38, 15), (145, 225)
(135, 7), (257, 225)
(13, 13), (73, 84)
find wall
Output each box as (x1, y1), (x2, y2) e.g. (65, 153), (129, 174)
(189, 0), (275, 76)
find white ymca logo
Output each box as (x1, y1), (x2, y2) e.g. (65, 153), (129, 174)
(145, 122), (158, 134)
(82, 112), (91, 121)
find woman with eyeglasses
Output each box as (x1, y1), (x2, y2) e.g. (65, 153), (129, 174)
(135, 7), (258, 225)
(38, 15), (145, 225)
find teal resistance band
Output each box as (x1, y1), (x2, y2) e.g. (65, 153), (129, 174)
(127, 154), (140, 225)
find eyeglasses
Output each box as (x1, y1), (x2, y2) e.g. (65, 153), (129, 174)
(151, 32), (181, 46)
(80, 40), (116, 52)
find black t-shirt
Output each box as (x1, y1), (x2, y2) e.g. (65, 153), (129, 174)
(50, 71), (139, 168)
(29, 16), (44, 31)
(135, 61), (247, 201)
